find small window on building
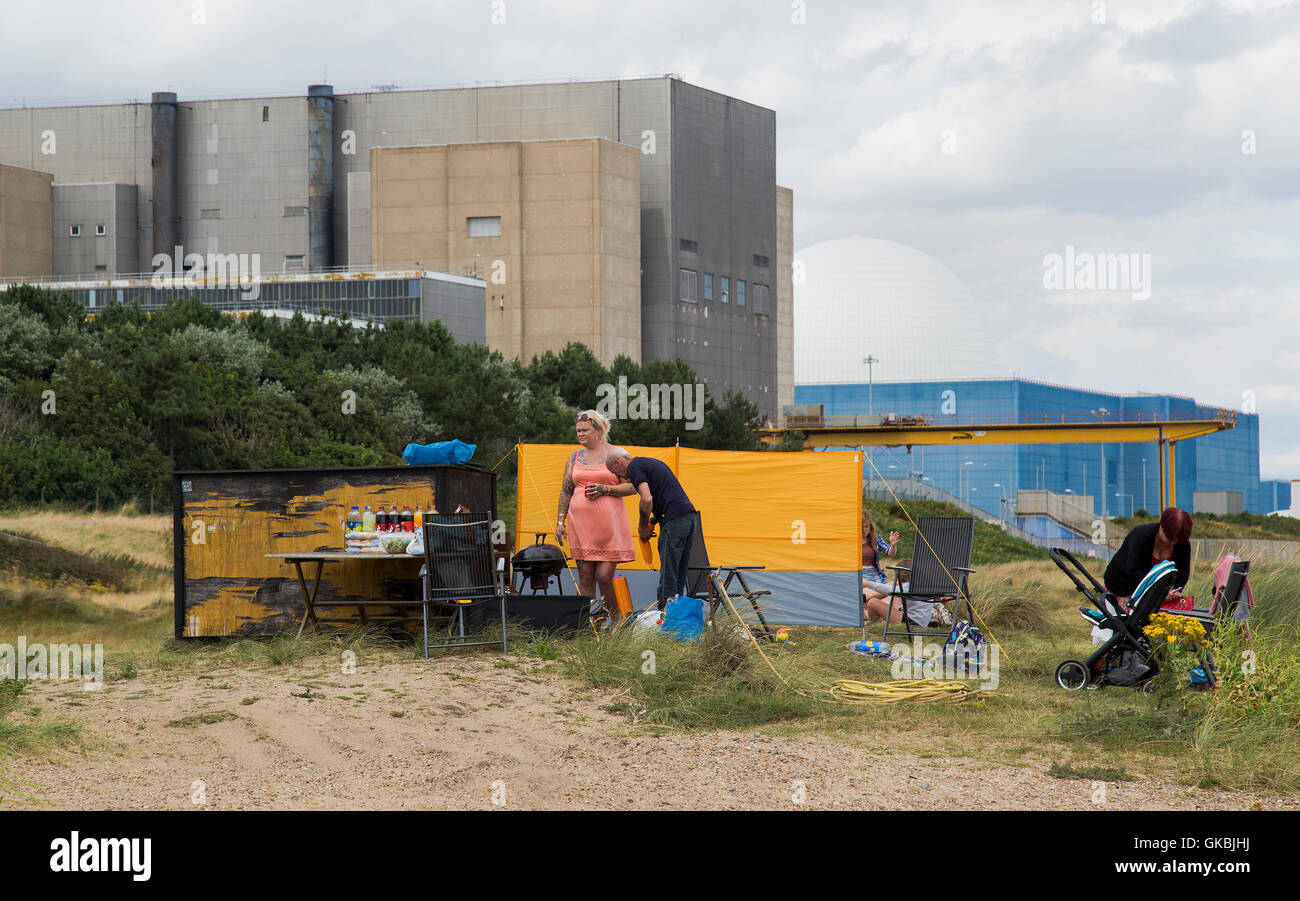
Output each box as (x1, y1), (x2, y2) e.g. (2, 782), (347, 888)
(753, 254), (770, 269)
(284, 254), (305, 271)
(283, 206), (307, 217)
(679, 268), (698, 303)
(69, 225), (81, 237)
(679, 238), (698, 253)
(703, 273), (713, 301)
(95, 224), (107, 236)
(467, 216), (502, 238)
(753, 284), (770, 316)
(94, 264), (107, 272)
(737, 279), (746, 306)
(263, 105), (270, 122)
(200, 209), (221, 220)
(721, 276), (730, 303)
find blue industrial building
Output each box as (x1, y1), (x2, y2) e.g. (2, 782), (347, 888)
(796, 378), (1283, 527)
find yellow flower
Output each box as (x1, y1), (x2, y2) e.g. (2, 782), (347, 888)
(1167, 635), (1176, 643)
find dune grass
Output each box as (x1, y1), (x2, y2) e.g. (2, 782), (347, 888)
(559, 557), (1300, 793)
(4, 504), (1299, 797)
(0, 508), (174, 571)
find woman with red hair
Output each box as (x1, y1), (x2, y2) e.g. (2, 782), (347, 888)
(1103, 507), (1193, 611)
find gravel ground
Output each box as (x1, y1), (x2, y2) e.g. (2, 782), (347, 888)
(4, 656), (1295, 811)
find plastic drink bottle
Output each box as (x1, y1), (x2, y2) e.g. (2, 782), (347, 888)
(413, 505), (423, 530)
(401, 506), (414, 532)
(347, 506), (361, 532)
(362, 505), (376, 532)
(847, 640), (891, 655)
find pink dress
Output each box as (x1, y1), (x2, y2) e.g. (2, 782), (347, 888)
(567, 459), (635, 563)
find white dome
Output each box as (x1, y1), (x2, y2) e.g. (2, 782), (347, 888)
(794, 237), (1001, 384)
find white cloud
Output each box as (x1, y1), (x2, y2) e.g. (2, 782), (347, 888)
(0, 0), (1296, 475)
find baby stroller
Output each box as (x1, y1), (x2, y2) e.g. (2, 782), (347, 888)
(1048, 547), (1193, 691)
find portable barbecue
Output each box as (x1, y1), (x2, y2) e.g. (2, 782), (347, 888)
(510, 532), (570, 594)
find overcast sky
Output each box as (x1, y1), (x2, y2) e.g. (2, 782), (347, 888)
(3, 0), (1296, 478)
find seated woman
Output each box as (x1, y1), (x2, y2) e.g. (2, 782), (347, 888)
(864, 557), (933, 627)
(860, 510), (900, 604)
(1103, 506), (1193, 613)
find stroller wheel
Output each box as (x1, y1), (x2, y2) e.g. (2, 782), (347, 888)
(1055, 660), (1089, 691)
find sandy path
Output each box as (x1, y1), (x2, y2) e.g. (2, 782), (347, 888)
(4, 657), (1295, 811)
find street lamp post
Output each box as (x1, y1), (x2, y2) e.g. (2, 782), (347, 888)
(863, 355), (878, 416)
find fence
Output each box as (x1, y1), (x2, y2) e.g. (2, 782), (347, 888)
(1189, 538), (1298, 565)
(863, 478), (1116, 561)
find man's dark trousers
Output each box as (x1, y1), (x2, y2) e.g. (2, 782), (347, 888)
(656, 513), (696, 609)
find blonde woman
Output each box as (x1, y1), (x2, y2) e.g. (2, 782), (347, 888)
(555, 411), (635, 622)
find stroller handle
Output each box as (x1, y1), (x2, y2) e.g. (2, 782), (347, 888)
(1048, 547), (1108, 603)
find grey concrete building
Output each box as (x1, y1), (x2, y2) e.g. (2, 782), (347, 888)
(0, 269), (486, 346)
(51, 182), (138, 276)
(0, 76), (791, 417)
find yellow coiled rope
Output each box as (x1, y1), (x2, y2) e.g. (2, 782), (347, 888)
(831, 679), (973, 703)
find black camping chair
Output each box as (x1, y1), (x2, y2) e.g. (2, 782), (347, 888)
(419, 512), (508, 657)
(880, 516), (976, 645)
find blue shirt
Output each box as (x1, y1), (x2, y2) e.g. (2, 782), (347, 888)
(626, 458), (696, 525)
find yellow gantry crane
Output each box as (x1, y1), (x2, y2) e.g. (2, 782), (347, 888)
(757, 410), (1237, 512)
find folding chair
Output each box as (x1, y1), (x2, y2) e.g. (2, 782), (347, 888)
(1165, 559), (1250, 634)
(880, 516), (975, 644)
(419, 512), (508, 657)
(683, 513), (776, 641)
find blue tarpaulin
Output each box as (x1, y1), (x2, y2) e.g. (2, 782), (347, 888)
(402, 439), (477, 466)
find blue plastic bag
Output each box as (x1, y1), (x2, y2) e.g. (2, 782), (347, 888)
(402, 439), (476, 466)
(660, 596), (705, 642)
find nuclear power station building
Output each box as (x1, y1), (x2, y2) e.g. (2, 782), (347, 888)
(0, 77), (794, 417)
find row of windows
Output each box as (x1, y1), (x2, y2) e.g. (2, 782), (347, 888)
(679, 268), (770, 314)
(679, 239), (770, 273)
(68, 280), (421, 315)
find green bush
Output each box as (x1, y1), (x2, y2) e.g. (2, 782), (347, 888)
(0, 291), (766, 509)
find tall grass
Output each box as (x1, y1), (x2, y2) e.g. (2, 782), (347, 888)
(1182, 619), (1300, 791)
(1058, 566), (1300, 792)
(0, 530), (168, 593)
(1242, 563), (1300, 632)
(563, 625), (825, 731)
(0, 510), (173, 571)
(0, 680), (88, 766)
(0, 585), (171, 654)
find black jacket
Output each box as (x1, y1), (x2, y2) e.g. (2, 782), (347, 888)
(1103, 521), (1190, 597)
